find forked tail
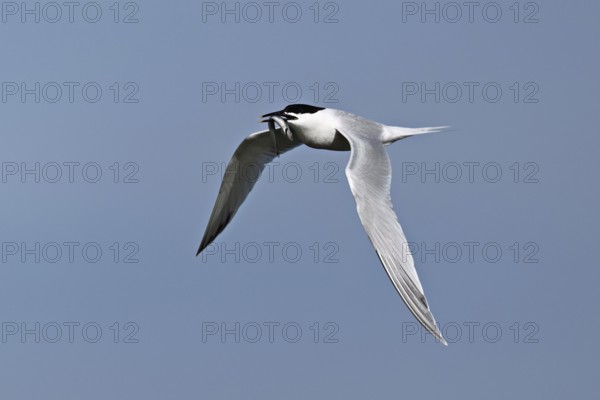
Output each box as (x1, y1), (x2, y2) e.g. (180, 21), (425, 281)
(382, 125), (450, 144)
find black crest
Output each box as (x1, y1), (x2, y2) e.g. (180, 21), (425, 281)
(283, 104), (325, 114)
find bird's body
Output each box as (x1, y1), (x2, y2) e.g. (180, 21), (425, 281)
(287, 107), (438, 150)
(197, 104), (450, 345)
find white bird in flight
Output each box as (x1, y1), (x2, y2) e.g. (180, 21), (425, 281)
(197, 104), (449, 345)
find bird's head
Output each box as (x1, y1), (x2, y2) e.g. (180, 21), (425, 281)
(259, 104), (327, 155)
(260, 104), (326, 133)
(260, 104), (325, 123)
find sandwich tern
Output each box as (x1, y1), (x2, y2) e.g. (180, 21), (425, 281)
(197, 104), (449, 345)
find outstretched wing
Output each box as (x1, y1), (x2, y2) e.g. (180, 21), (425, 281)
(197, 129), (303, 255)
(338, 127), (447, 345)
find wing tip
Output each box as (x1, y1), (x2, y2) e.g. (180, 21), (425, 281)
(427, 318), (448, 346)
(436, 331), (449, 346)
(422, 319), (448, 346)
(423, 312), (448, 346)
(196, 238), (210, 256)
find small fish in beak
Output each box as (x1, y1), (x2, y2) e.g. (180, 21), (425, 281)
(260, 110), (294, 156)
(267, 119), (279, 156)
(269, 115), (293, 142)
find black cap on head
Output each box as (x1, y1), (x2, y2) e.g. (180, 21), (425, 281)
(283, 104), (325, 114)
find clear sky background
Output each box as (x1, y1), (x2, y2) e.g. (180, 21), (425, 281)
(1, 0), (599, 398)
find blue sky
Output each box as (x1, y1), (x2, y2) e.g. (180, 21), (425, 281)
(1, 0), (599, 398)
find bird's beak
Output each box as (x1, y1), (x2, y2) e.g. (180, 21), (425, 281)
(261, 110), (284, 118)
(258, 110), (284, 123)
(258, 110), (298, 123)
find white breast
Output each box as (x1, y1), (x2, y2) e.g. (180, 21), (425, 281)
(288, 109), (341, 150)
